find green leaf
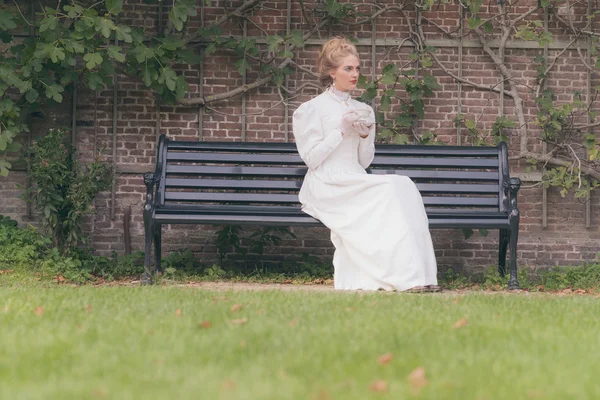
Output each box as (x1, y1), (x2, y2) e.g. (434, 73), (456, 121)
(266, 35), (283, 52)
(467, 17), (482, 30)
(380, 72), (397, 85)
(395, 114), (413, 127)
(85, 72), (104, 91)
(47, 45), (66, 63)
(83, 52), (103, 69)
(26, 89), (39, 103)
(159, 67), (178, 91)
(45, 84), (64, 102)
(465, 119), (476, 130)
(133, 45), (154, 63)
(290, 30), (304, 48)
(0, 159), (11, 177)
(235, 58), (250, 75)
(178, 48), (202, 64)
(479, 229), (489, 237)
(161, 36), (185, 51)
(0, 10), (17, 30)
(393, 134), (409, 144)
(380, 95), (391, 111)
(462, 228), (474, 240)
(97, 18), (116, 38)
(483, 21), (493, 34)
(115, 25), (133, 43)
(107, 45), (126, 62)
(39, 16), (58, 33)
(106, 0), (123, 14)
(278, 50), (294, 59)
(422, 75), (440, 90)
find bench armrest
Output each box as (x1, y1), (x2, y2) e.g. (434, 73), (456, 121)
(508, 177), (521, 212)
(143, 172), (157, 213)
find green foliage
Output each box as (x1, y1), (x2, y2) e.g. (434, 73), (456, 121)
(215, 225), (296, 269)
(21, 129), (113, 254)
(358, 52), (440, 144)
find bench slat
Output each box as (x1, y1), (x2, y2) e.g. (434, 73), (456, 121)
(167, 152), (499, 168)
(164, 178), (499, 194)
(166, 165), (500, 181)
(167, 141), (499, 157)
(164, 191), (498, 207)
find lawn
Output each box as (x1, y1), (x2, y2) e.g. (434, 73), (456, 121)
(1, 280), (599, 400)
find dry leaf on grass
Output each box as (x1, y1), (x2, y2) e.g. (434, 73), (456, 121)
(3, 305), (9, 312)
(221, 380), (236, 390)
(369, 379), (388, 393)
(230, 304), (243, 312)
(34, 306), (44, 316)
(175, 308), (182, 316)
(239, 340), (247, 348)
(377, 353), (393, 366)
(212, 296), (228, 301)
(231, 318), (248, 325)
(0, 270), (14, 275)
(289, 318), (299, 327)
(85, 304), (92, 313)
(454, 318), (468, 329)
(311, 389), (332, 400)
(408, 366), (428, 393)
(199, 321), (212, 329)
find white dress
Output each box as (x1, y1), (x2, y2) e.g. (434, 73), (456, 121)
(292, 88), (438, 291)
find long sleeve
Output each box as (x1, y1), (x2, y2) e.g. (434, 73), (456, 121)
(292, 102), (344, 170)
(358, 106), (376, 168)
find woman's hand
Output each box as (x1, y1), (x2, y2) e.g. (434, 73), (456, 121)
(341, 111), (372, 138)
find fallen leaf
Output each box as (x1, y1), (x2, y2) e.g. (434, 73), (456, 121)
(231, 318), (248, 325)
(408, 366), (428, 393)
(34, 306), (44, 316)
(199, 321), (212, 329)
(221, 380), (236, 390)
(289, 318), (299, 327)
(212, 296), (228, 301)
(377, 353), (393, 366)
(345, 307), (356, 312)
(454, 318), (468, 329)
(369, 379), (388, 393)
(230, 304), (243, 312)
(536, 285), (545, 292)
(575, 289), (587, 294)
(0, 269), (14, 275)
(282, 279), (293, 284)
(85, 304), (92, 312)
(3, 305), (8, 312)
(311, 389), (332, 400)
(239, 340), (246, 347)
(93, 388), (108, 398)
(54, 275), (66, 283)
(175, 308), (182, 316)
(452, 297), (460, 304)
(562, 288), (573, 295)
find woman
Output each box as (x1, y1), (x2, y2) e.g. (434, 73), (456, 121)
(292, 37), (439, 293)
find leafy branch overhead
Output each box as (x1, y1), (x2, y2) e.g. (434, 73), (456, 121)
(0, 0), (599, 198)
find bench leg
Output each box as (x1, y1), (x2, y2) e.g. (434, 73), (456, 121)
(154, 225), (162, 274)
(498, 229), (509, 277)
(142, 222), (154, 285)
(508, 213), (520, 290)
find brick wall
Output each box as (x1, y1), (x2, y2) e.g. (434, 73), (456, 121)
(1, 0), (599, 274)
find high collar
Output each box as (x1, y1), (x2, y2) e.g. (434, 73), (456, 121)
(328, 86), (351, 102)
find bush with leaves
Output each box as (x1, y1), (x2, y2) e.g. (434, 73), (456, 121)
(21, 129), (113, 254)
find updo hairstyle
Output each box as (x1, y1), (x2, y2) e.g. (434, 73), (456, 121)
(317, 37), (360, 88)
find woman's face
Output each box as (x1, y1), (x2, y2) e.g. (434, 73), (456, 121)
(329, 55), (360, 92)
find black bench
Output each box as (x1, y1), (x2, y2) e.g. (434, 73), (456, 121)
(143, 134), (521, 289)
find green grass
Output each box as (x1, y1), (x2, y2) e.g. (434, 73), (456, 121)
(1, 281), (600, 400)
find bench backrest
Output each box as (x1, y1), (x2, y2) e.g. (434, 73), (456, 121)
(154, 135), (510, 213)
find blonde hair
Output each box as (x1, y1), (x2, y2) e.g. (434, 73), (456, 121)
(317, 37), (359, 87)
